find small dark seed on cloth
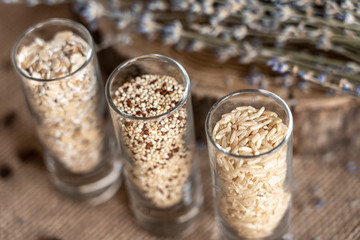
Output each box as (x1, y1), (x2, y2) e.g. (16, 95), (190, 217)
(3, 111), (17, 127)
(315, 198), (324, 209)
(346, 161), (357, 174)
(17, 148), (42, 163)
(0, 164), (13, 179)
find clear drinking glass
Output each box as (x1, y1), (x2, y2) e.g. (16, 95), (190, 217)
(12, 18), (121, 204)
(205, 89), (293, 240)
(105, 54), (203, 237)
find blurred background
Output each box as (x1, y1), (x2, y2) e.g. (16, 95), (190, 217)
(0, 2), (359, 239)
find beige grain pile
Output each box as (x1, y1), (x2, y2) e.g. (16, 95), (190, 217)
(16, 31), (105, 173)
(213, 106), (290, 239)
(112, 74), (192, 208)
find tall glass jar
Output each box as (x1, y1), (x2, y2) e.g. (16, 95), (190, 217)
(12, 18), (121, 204)
(205, 89), (293, 240)
(105, 54), (203, 237)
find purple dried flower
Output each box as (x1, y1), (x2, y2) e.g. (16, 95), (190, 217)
(283, 75), (294, 88)
(163, 20), (183, 45)
(187, 40), (206, 52)
(307, 29), (321, 38)
(266, 58), (278, 68)
(79, 1), (104, 24)
(44, 0), (63, 5)
(310, 186), (323, 197)
(1, 0), (19, 3)
(195, 24), (224, 37)
(261, 18), (278, 32)
(298, 81), (308, 90)
(339, 78), (353, 92)
(170, 0), (190, 11)
(317, 73), (326, 83)
(210, 16), (220, 26)
(356, 86), (360, 95)
(215, 5), (232, 21)
(220, 31), (232, 41)
(147, 0), (168, 11)
(326, 89), (335, 96)
(279, 5), (293, 21)
(175, 39), (187, 51)
(227, 45), (240, 57)
(231, 0), (245, 10)
(294, 0), (311, 8)
(197, 25), (212, 35)
(325, 1), (340, 17)
(268, 58), (291, 74)
(341, 0), (355, 9)
(202, 0), (214, 15)
(336, 13), (345, 21)
(215, 48), (231, 63)
(233, 26), (248, 40)
(316, 34), (332, 51)
(115, 33), (132, 46)
(238, 42), (257, 64)
(343, 62), (360, 74)
(278, 62), (290, 73)
(138, 12), (157, 35)
(242, 9), (259, 26)
(131, 2), (144, 17)
(346, 161), (357, 174)
(269, 59), (289, 73)
(100, 33), (132, 50)
(25, 0), (40, 6)
(115, 10), (132, 30)
(189, 2), (202, 13)
(284, 26), (298, 37)
(344, 11), (355, 24)
(297, 21), (305, 32)
(315, 198), (325, 209)
(246, 72), (264, 86)
(298, 70), (307, 79)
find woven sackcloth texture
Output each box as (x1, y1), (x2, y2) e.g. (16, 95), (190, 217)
(0, 4), (359, 240)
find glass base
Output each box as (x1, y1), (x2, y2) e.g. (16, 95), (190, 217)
(217, 207), (291, 240)
(48, 159), (122, 205)
(132, 195), (203, 238)
(127, 162), (204, 238)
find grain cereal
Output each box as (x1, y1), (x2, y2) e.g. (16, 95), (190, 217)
(112, 74), (192, 208)
(213, 106), (290, 239)
(16, 31), (105, 173)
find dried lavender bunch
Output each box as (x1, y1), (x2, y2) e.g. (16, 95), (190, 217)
(6, 0), (360, 96)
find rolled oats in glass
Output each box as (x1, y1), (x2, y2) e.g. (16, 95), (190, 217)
(12, 18), (121, 203)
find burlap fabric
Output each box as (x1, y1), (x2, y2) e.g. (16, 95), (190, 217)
(0, 4), (359, 240)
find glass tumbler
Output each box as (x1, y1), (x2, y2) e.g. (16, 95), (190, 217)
(205, 90), (293, 240)
(105, 54), (203, 237)
(12, 18), (121, 204)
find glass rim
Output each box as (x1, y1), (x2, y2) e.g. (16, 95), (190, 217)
(205, 89), (293, 159)
(105, 54), (191, 121)
(11, 18), (94, 82)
